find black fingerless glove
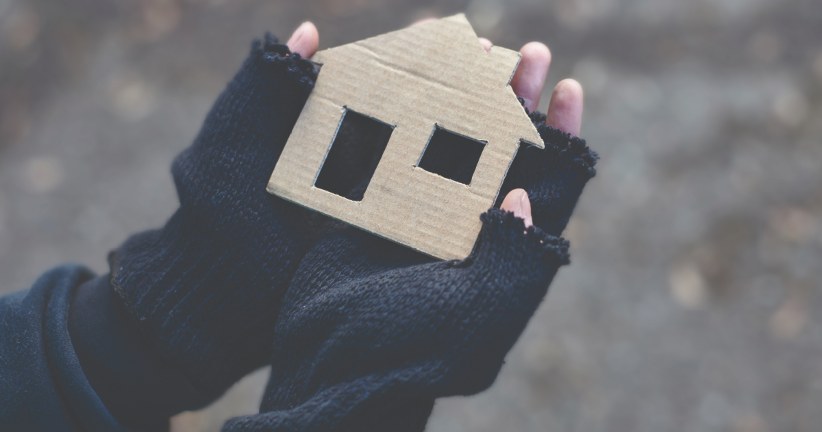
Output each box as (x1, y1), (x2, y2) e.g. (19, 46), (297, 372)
(109, 35), (318, 400)
(224, 113), (597, 431)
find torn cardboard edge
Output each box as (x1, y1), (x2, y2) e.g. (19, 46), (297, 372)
(268, 14), (543, 260)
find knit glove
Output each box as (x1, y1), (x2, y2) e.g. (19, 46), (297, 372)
(108, 35), (318, 399)
(223, 114), (597, 431)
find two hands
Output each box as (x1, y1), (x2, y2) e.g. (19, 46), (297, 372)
(106, 21), (596, 430)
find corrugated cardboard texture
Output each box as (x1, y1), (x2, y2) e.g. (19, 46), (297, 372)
(268, 14), (543, 260)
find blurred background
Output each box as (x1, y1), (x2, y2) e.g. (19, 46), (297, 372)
(1, 0), (820, 431)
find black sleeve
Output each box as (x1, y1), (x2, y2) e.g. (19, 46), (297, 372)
(0, 266), (124, 431)
(0, 265), (218, 431)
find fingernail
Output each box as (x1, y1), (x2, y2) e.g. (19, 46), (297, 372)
(287, 22), (309, 47)
(511, 190), (526, 220)
(520, 192), (533, 227)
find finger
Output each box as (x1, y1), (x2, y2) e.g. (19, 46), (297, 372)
(546, 79), (584, 136)
(286, 21), (319, 58)
(478, 37), (493, 52)
(510, 42), (551, 112)
(499, 188), (533, 227)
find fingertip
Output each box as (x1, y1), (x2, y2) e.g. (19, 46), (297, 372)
(287, 21), (319, 58)
(521, 41), (552, 65)
(546, 78), (584, 136)
(556, 78), (583, 99)
(500, 188), (534, 228)
(478, 37), (493, 52)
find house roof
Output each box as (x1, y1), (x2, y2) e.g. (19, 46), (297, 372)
(268, 15), (546, 260)
(312, 14), (544, 149)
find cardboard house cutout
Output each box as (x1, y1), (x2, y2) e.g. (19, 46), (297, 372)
(268, 14), (544, 260)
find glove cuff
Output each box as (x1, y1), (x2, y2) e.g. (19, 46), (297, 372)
(527, 110), (598, 178)
(475, 209), (570, 267)
(252, 33), (317, 90)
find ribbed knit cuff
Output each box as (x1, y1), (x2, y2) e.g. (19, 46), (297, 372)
(253, 33), (317, 90)
(475, 209), (570, 266)
(529, 110), (598, 178)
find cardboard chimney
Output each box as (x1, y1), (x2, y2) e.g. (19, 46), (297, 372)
(268, 14), (544, 260)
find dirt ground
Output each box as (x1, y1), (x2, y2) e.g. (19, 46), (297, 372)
(1, 0), (820, 431)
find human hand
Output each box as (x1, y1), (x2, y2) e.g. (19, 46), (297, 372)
(223, 22), (597, 431)
(109, 25), (323, 399)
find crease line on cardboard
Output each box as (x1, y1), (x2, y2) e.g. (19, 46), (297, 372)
(349, 44), (463, 95)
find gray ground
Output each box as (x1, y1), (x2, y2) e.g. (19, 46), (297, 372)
(1, 0), (820, 431)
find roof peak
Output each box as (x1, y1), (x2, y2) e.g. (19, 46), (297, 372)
(311, 14), (543, 149)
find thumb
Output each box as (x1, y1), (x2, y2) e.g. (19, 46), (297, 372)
(500, 188), (533, 227)
(456, 195), (569, 325)
(286, 21), (319, 58)
(468, 196), (570, 280)
(418, 204), (568, 393)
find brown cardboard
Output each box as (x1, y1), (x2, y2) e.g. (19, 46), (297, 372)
(268, 14), (544, 260)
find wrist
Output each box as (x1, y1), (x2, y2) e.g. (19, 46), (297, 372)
(110, 207), (302, 398)
(69, 275), (208, 429)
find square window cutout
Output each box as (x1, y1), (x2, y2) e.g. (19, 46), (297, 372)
(315, 109), (394, 201)
(417, 126), (485, 185)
